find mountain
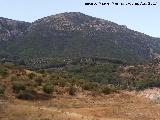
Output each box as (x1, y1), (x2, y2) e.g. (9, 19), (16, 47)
(0, 12), (160, 68)
(0, 17), (30, 61)
(0, 17), (30, 41)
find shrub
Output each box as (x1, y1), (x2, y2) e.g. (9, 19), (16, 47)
(58, 79), (66, 87)
(35, 77), (43, 86)
(17, 89), (37, 100)
(28, 73), (36, 79)
(0, 85), (5, 95)
(43, 84), (54, 94)
(12, 81), (26, 93)
(38, 69), (45, 74)
(0, 67), (8, 77)
(82, 82), (98, 91)
(68, 85), (76, 96)
(101, 86), (112, 95)
(11, 75), (18, 81)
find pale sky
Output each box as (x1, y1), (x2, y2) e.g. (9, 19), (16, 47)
(0, 0), (159, 37)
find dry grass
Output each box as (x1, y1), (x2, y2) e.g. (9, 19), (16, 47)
(1, 64), (160, 120)
(1, 91), (160, 120)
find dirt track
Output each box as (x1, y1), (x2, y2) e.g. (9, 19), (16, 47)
(1, 91), (160, 120)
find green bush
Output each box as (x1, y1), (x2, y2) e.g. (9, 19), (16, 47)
(58, 79), (66, 87)
(12, 81), (26, 93)
(17, 89), (37, 100)
(43, 84), (54, 94)
(35, 77), (43, 86)
(68, 85), (76, 96)
(101, 86), (112, 95)
(82, 82), (98, 91)
(0, 84), (5, 95)
(28, 73), (36, 79)
(0, 67), (8, 77)
(66, 63), (119, 84)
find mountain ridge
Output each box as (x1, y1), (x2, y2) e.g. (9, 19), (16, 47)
(0, 12), (160, 68)
(1, 12), (159, 38)
(0, 17), (30, 41)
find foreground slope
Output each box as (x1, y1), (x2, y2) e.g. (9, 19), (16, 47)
(0, 60), (160, 120)
(1, 90), (160, 120)
(0, 63), (160, 120)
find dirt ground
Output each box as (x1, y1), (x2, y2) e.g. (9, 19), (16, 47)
(0, 91), (160, 120)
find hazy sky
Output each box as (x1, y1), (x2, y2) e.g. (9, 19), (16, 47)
(0, 0), (159, 37)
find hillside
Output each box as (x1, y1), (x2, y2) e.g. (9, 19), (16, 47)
(0, 17), (30, 41)
(0, 17), (30, 59)
(1, 63), (160, 120)
(119, 61), (160, 90)
(0, 12), (160, 69)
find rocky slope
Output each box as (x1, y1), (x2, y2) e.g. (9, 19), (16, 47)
(0, 12), (160, 67)
(0, 17), (30, 41)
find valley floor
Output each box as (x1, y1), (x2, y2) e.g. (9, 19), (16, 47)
(1, 91), (160, 120)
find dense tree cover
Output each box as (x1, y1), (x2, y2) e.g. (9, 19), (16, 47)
(0, 63), (119, 100)
(118, 64), (160, 90)
(1, 58), (160, 101)
(66, 63), (120, 84)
